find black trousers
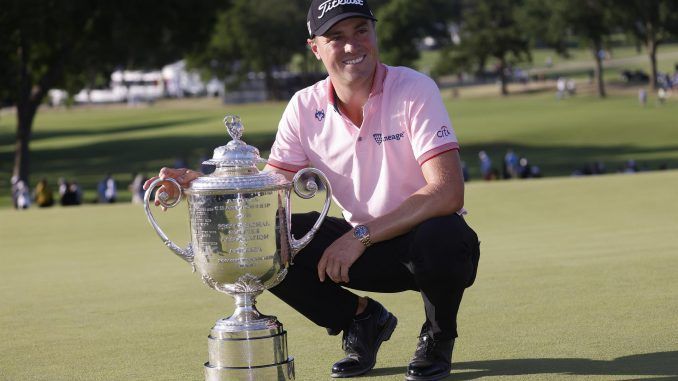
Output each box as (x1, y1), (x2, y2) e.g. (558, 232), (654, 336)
(269, 212), (480, 340)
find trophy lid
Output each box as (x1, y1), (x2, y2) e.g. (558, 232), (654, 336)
(189, 115), (289, 192)
(201, 115), (264, 167)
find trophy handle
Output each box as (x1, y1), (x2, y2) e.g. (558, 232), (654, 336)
(287, 168), (332, 257)
(143, 177), (194, 264)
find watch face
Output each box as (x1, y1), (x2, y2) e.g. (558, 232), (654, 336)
(354, 225), (368, 239)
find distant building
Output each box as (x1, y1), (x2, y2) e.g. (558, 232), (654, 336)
(67, 60), (224, 104)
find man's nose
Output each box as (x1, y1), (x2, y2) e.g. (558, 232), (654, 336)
(344, 37), (358, 53)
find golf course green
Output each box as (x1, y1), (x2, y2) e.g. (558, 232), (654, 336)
(1, 88), (678, 207)
(1, 51), (677, 378)
(1, 169), (676, 380)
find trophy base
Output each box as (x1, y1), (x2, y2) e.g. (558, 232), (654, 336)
(205, 314), (295, 380)
(204, 358), (295, 381)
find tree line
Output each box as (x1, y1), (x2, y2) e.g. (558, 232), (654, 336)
(1, 0), (677, 186)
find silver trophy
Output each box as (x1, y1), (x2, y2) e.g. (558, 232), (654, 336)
(144, 115), (332, 381)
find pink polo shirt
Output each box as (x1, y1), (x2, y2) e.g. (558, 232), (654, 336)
(268, 63), (461, 226)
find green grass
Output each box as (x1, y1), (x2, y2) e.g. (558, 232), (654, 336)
(417, 43), (678, 79)
(1, 170), (677, 380)
(445, 93), (678, 178)
(2, 90), (678, 209)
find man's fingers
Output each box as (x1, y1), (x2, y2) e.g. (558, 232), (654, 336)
(340, 265), (350, 283)
(158, 167), (174, 179)
(143, 176), (160, 190)
(328, 261), (342, 283)
(317, 254), (328, 282)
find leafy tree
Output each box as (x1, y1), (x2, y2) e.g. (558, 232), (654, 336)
(374, 0), (457, 67)
(434, 0), (531, 96)
(617, 0), (678, 90)
(523, 0), (616, 98)
(189, 0), (308, 100)
(0, 0), (224, 185)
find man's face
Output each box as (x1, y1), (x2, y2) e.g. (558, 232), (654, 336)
(309, 18), (378, 88)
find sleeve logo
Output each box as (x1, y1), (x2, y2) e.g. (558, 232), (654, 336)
(437, 126), (451, 138)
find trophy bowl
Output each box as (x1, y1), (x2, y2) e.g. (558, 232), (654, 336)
(143, 115), (332, 380)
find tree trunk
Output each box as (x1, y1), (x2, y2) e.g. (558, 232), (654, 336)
(13, 102), (38, 185)
(592, 44), (606, 98)
(12, 32), (54, 185)
(499, 57), (508, 96)
(647, 33), (659, 91)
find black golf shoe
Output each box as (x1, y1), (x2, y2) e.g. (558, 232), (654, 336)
(330, 299), (398, 378)
(406, 327), (454, 381)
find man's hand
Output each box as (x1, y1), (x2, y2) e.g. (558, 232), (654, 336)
(142, 167), (202, 209)
(317, 232), (366, 283)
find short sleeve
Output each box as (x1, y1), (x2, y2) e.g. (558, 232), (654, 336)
(268, 95), (309, 172)
(405, 75), (459, 165)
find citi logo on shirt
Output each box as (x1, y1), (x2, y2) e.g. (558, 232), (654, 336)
(437, 126), (451, 138)
(373, 132), (405, 145)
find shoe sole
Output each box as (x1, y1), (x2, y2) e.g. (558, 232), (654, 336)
(404, 365), (452, 381)
(330, 313), (398, 378)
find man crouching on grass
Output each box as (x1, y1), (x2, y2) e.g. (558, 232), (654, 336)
(145, 1), (480, 379)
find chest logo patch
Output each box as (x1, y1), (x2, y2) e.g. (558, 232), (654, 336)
(315, 108), (325, 121)
(373, 132), (405, 145)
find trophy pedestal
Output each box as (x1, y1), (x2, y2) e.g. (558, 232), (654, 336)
(204, 315), (295, 381)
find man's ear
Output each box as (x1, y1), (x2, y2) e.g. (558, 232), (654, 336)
(307, 38), (321, 60)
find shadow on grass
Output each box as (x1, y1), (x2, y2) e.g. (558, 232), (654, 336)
(0, 116), (214, 146)
(458, 141), (678, 178)
(2, 131), (678, 201)
(439, 351), (678, 380)
(0, 130), (277, 174)
(368, 351), (678, 379)
(30, 116), (215, 141)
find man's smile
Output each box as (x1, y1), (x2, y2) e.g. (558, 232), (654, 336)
(343, 55), (366, 65)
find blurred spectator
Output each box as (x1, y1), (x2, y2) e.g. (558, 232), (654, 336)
(638, 89), (647, 107)
(461, 161), (470, 182)
(478, 151), (493, 180)
(556, 77), (566, 99)
(34, 178), (54, 207)
(572, 161), (606, 176)
(174, 156), (188, 169)
(545, 56), (553, 68)
(519, 157), (531, 179)
(98, 174), (117, 203)
(58, 177), (68, 199)
(657, 88), (667, 104)
(13, 180), (31, 210)
(566, 79), (576, 96)
(623, 160), (639, 173)
(504, 149), (519, 179)
(61, 181), (82, 206)
(129, 173), (147, 204)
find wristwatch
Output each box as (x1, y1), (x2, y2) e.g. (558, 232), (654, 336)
(353, 225), (373, 248)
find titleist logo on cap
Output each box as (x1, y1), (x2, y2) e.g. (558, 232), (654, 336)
(317, 0), (365, 19)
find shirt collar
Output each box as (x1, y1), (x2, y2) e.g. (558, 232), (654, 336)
(328, 63), (387, 113)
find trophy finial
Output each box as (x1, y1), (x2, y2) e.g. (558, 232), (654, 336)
(224, 115), (243, 142)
